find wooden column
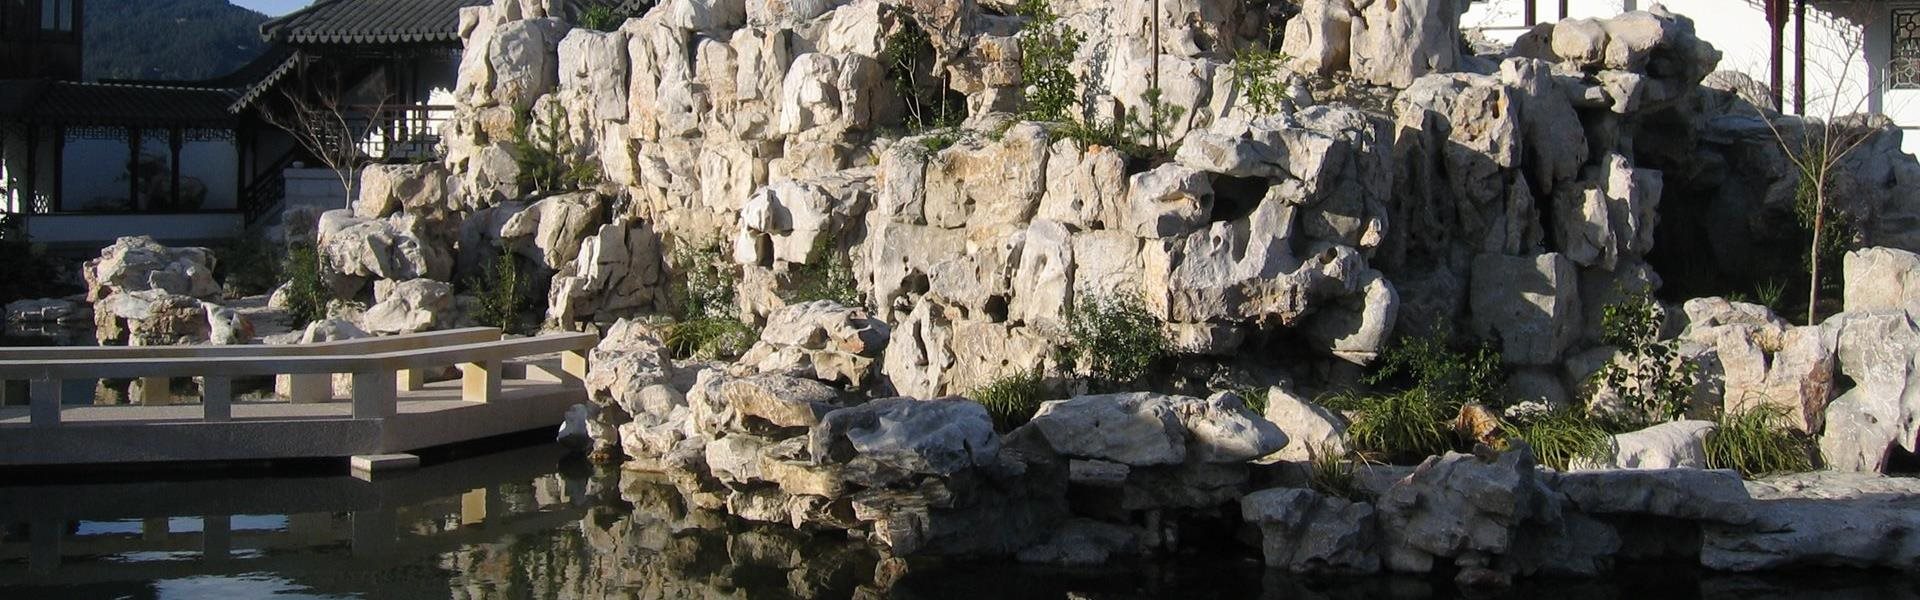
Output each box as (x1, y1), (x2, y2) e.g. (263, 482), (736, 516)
(351, 370), (397, 419)
(49, 126), (62, 211)
(1770, 0), (1786, 111)
(1793, 0), (1806, 114)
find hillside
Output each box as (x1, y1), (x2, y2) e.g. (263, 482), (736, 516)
(85, 0), (268, 81)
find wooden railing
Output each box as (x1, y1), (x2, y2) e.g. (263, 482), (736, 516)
(0, 328), (596, 428)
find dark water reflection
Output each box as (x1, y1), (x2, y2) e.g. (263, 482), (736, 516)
(2, 444), (1917, 599)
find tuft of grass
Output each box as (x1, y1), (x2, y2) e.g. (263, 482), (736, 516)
(1509, 408), (1613, 471)
(1365, 328), (1504, 409)
(1307, 444), (1365, 501)
(1705, 404), (1816, 479)
(662, 317), (756, 360)
(968, 368), (1049, 433)
(1320, 389), (1453, 465)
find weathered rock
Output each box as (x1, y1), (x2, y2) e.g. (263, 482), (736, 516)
(84, 236), (219, 301)
(1349, 0), (1465, 87)
(547, 217), (667, 326)
(204, 303), (252, 345)
(500, 192), (605, 270)
(317, 210), (454, 285)
(809, 397), (1001, 487)
(1173, 392), (1290, 464)
(1470, 253), (1580, 366)
(722, 373), (843, 430)
(1703, 472), (1920, 571)
(1025, 393), (1189, 467)
(1844, 247), (1920, 313)
(738, 300), (890, 386)
(1241, 487), (1380, 574)
(1125, 164), (1214, 239)
(362, 279), (456, 335)
(585, 320), (678, 454)
(1375, 446), (1602, 574)
(1576, 420), (1715, 470)
(1548, 469), (1754, 524)
(1014, 519), (1143, 567)
(1263, 385), (1349, 462)
(93, 290), (209, 346)
(356, 163), (454, 221)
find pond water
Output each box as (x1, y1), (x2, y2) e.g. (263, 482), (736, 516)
(2, 443), (1917, 599)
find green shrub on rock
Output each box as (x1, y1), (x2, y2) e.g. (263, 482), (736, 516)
(1590, 293), (1698, 428)
(282, 243), (331, 327)
(467, 252), (530, 335)
(664, 241), (756, 360)
(1060, 292), (1169, 387)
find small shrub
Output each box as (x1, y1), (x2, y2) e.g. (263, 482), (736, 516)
(1124, 87), (1187, 158)
(784, 234), (862, 308)
(1320, 389), (1453, 465)
(1060, 292), (1170, 387)
(513, 104), (601, 193)
(467, 252), (530, 334)
(1365, 328), (1504, 409)
(663, 317), (756, 360)
(1591, 293), (1698, 429)
(1509, 407), (1612, 471)
(1230, 32), (1292, 116)
(970, 368), (1048, 432)
(669, 241), (738, 321)
(884, 18), (960, 132)
(282, 243), (331, 327)
(915, 129), (962, 159)
(1015, 0), (1084, 123)
(1706, 403), (1815, 479)
(578, 4), (627, 31)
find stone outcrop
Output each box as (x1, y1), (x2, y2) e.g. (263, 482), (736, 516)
(84, 236), (220, 302)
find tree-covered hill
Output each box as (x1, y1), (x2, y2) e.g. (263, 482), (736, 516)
(85, 0), (269, 81)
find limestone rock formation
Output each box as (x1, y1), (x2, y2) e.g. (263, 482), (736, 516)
(84, 236), (220, 302)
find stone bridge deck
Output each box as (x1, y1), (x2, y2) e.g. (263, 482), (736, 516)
(0, 328), (596, 468)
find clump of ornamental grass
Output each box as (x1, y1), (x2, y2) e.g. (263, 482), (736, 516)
(1705, 403), (1816, 479)
(968, 368), (1049, 433)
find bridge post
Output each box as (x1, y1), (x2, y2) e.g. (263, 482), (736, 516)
(351, 370), (397, 419)
(28, 378), (62, 427)
(560, 349), (589, 387)
(202, 376), (232, 422)
(398, 368), (428, 392)
(28, 516), (61, 574)
(287, 373), (332, 404)
(203, 514), (232, 561)
(461, 360), (501, 403)
(135, 376), (170, 406)
(0, 379), (18, 405)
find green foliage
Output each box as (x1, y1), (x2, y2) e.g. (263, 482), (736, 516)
(663, 317), (756, 360)
(663, 241), (755, 360)
(1320, 389), (1454, 464)
(282, 243), (331, 327)
(1231, 40), (1293, 116)
(783, 234), (862, 308)
(884, 18), (960, 132)
(467, 252), (531, 334)
(670, 242), (739, 321)
(1755, 278), (1789, 316)
(1124, 87), (1188, 158)
(1061, 292), (1170, 386)
(1016, 0), (1085, 123)
(914, 129), (963, 159)
(1307, 445), (1364, 500)
(969, 368), (1049, 433)
(578, 4), (629, 31)
(215, 233), (282, 298)
(512, 104), (602, 194)
(1509, 408), (1612, 471)
(1706, 404), (1815, 479)
(1364, 329), (1505, 408)
(1592, 293), (1698, 428)
(85, 0), (265, 81)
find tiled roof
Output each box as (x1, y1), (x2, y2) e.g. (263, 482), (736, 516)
(261, 0), (492, 45)
(0, 80), (241, 128)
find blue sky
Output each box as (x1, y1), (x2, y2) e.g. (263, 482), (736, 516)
(231, 0), (312, 17)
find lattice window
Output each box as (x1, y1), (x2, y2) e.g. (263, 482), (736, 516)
(184, 128), (235, 143)
(64, 125), (128, 142)
(1896, 8), (1920, 89)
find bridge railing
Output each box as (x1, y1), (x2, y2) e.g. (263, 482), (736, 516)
(0, 328), (597, 428)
